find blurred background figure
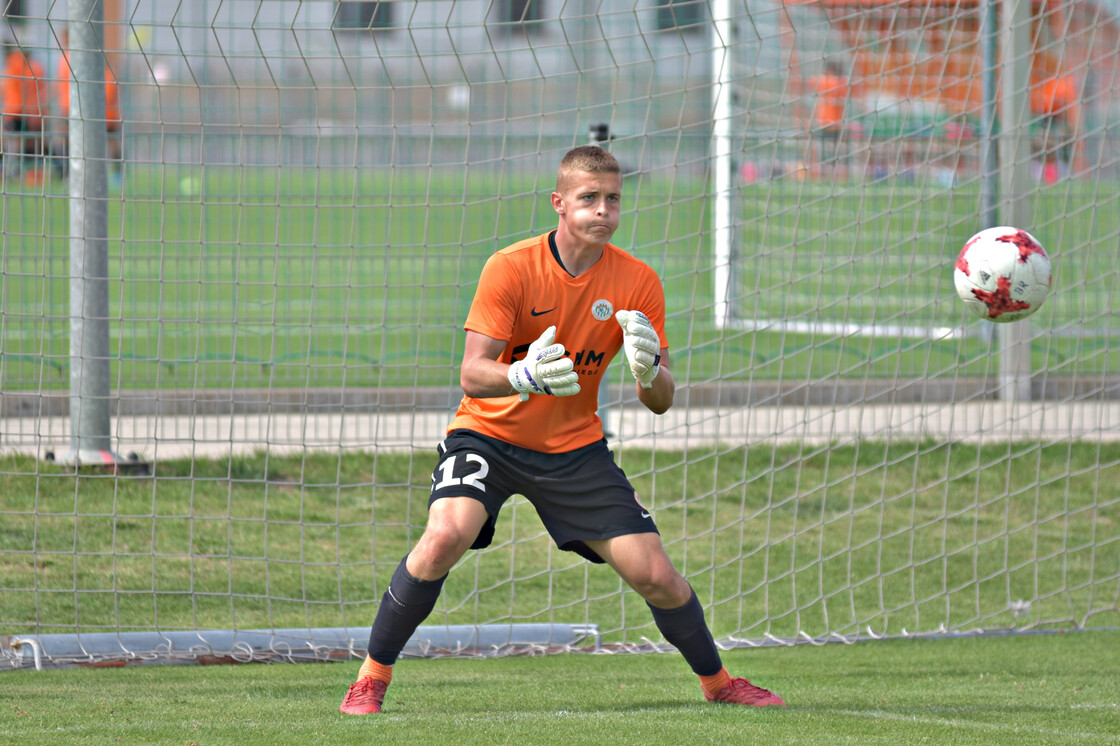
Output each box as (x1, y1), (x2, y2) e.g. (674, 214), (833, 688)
(2, 30), (48, 185)
(1030, 69), (1079, 181)
(809, 61), (850, 181)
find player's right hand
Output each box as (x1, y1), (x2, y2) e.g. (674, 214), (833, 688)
(507, 326), (580, 401)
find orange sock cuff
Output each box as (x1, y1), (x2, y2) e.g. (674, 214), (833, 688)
(357, 655), (393, 685)
(698, 667), (731, 699)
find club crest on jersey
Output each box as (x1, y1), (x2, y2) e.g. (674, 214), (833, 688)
(592, 299), (614, 321)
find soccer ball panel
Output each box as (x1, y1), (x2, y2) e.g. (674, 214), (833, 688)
(953, 226), (1051, 323)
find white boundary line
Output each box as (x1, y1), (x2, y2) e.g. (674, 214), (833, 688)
(838, 708), (1118, 742)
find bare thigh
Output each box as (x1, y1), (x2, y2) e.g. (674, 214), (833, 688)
(584, 532), (692, 609)
(406, 496), (490, 581)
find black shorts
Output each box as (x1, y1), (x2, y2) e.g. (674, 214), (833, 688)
(428, 429), (658, 564)
(2, 116), (41, 134)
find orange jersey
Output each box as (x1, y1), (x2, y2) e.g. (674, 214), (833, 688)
(2, 51), (47, 124)
(448, 232), (667, 453)
(55, 51), (120, 122)
(812, 73), (848, 130)
(1031, 75), (1076, 119)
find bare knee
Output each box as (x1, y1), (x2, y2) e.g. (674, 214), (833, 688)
(405, 497), (489, 579)
(586, 534), (694, 608)
(410, 512), (488, 579)
(407, 529), (466, 579)
(627, 565), (692, 608)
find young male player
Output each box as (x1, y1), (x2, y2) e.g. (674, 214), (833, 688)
(340, 145), (785, 714)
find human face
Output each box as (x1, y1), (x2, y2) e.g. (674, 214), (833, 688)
(552, 170), (622, 248)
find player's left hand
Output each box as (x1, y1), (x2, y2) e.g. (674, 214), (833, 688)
(615, 310), (661, 389)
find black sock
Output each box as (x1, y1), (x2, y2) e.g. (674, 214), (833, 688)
(366, 556), (447, 666)
(647, 588), (723, 677)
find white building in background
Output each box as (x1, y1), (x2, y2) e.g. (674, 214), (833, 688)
(6, 1), (1116, 171)
(6, 1), (745, 167)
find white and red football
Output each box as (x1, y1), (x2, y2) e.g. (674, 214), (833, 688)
(953, 226), (1052, 323)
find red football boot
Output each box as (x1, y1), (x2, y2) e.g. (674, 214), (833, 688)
(706, 677), (786, 707)
(339, 677), (389, 715)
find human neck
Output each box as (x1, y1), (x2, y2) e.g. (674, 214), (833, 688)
(550, 230), (605, 277)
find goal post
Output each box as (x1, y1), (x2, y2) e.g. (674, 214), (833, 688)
(997, 0), (1035, 401)
(711, 0), (735, 330)
(2, 1), (1119, 669)
(61, 0), (120, 467)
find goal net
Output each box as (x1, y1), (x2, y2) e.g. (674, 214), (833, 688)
(2, 0), (1118, 668)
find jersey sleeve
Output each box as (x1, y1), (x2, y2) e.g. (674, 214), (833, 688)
(463, 252), (521, 346)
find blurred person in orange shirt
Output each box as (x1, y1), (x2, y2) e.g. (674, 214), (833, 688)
(2, 37), (48, 179)
(809, 61), (850, 179)
(1030, 71), (1078, 175)
(53, 28), (122, 180)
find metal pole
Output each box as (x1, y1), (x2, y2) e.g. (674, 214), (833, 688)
(62, 0), (115, 465)
(997, 0), (1034, 401)
(711, 0), (733, 329)
(980, 0), (998, 229)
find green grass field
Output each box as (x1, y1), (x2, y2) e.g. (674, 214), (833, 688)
(2, 630), (1118, 745)
(2, 168), (1118, 391)
(3, 441), (1117, 643)
(4, 169), (1120, 743)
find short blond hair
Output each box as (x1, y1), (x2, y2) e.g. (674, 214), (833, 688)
(556, 145), (621, 192)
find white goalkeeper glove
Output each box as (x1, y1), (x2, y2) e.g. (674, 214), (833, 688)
(507, 325), (581, 401)
(615, 310), (661, 389)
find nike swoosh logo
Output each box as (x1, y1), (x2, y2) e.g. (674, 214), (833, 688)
(641, 511), (651, 519)
(530, 307), (557, 316)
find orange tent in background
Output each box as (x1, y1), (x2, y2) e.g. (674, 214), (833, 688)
(779, 0), (1112, 176)
(782, 0), (1097, 121)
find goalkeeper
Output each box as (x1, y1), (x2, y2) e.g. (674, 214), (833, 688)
(340, 145), (785, 714)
